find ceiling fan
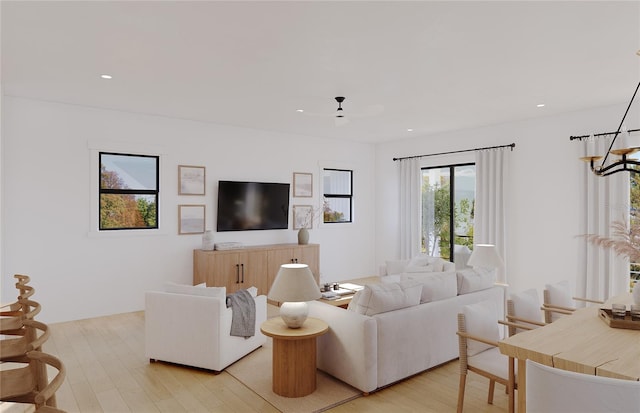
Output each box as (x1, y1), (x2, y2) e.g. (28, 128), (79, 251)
(301, 96), (383, 126)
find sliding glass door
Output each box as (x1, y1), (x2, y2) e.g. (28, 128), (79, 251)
(421, 163), (475, 266)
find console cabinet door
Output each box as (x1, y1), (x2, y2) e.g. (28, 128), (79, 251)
(294, 245), (319, 283)
(194, 249), (269, 295)
(240, 250), (268, 295)
(213, 252), (244, 294)
(267, 245), (320, 287)
(267, 249), (297, 288)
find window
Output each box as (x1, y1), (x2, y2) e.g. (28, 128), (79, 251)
(323, 168), (352, 223)
(421, 163), (475, 265)
(99, 152), (159, 230)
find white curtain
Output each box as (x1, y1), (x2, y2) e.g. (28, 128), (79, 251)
(399, 157), (421, 260)
(475, 147), (510, 284)
(578, 136), (629, 301)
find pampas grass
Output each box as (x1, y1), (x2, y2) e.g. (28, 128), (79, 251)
(582, 216), (640, 263)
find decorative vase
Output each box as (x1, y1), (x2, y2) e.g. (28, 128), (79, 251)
(202, 230), (215, 250)
(297, 228), (309, 245)
(633, 280), (640, 304)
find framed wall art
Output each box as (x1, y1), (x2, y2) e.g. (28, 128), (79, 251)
(179, 165), (206, 195)
(293, 172), (312, 197)
(178, 204), (205, 234)
(293, 205), (313, 229)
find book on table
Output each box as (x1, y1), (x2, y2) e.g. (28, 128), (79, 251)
(321, 283), (363, 300)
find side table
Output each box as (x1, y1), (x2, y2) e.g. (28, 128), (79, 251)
(260, 317), (328, 397)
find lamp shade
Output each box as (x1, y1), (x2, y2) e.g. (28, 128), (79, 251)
(467, 244), (504, 269)
(268, 264), (321, 302)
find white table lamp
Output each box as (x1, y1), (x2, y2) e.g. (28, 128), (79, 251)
(467, 244), (504, 270)
(268, 263), (321, 328)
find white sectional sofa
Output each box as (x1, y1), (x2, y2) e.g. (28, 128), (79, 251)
(307, 269), (504, 394)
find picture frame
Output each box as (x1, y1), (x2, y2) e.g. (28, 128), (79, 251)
(293, 205), (313, 229)
(178, 204), (205, 234)
(178, 165), (206, 195)
(293, 172), (312, 197)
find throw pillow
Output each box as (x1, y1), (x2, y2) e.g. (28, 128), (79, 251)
(401, 271), (457, 303)
(347, 289), (362, 311)
(462, 299), (500, 356)
(456, 268), (494, 294)
(431, 257), (446, 272)
(350, 281), (422, 316)
(408, 255), (431, 267)
(385, 259), (409, 275)
(164, 282), (226, 298)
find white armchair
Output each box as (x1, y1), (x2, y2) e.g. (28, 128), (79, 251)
(145, 284), (266, 372)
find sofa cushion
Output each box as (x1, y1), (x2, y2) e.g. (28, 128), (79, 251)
(406, 264), (435, 273)
(408, 255), (431, 267)
(457, 268), (494, 294)
(349, 281), (421, 316)
(462, 299), (500, 356)
(401, 271), (458, 303)
(164, 282), (226, 298)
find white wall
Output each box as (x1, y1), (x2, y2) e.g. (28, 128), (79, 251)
(1, 96), (377, 323)
(375, 103), (637, 297)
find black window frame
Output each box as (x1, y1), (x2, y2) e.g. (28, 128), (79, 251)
(99, 151), (160, 231)
(323, 168), (353, 224)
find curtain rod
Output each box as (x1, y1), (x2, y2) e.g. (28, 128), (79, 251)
(569, 128), (640, 141)
(392, 143), (516, 162)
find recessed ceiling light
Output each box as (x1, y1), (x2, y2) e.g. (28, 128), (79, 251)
(407, 128), (414, 132)
(100, 74), (113, 79)
(296, 109), (304, 113)
(536, 103), (545, 108)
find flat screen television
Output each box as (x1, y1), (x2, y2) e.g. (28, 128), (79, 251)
(216, 180), (290, 231)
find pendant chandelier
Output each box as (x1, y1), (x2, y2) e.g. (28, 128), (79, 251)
(571, 80), (640, 177)
(572, 49), (640, 176)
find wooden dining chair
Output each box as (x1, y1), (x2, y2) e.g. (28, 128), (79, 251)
(526, 359), (640, 413)
(0, 350), (67, 412)
(1, 318), (50, 361)
(457, 300), (515, 413)
(542, 280), (604, 323)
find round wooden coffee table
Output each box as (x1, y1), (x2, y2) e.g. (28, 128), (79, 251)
(260, 317), (329, 397)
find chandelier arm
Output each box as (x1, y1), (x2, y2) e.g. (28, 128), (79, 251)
(599, 81), (640, 167)
(593, 154), (640, 176)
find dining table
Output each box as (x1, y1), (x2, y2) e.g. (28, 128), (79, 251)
(498, 292), (640, 413)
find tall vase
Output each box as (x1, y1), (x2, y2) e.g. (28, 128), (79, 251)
(633, 280), (640, 304)
(298, 228), (309, 245)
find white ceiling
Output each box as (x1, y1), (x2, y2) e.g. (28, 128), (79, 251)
(2, 1), (640, 143)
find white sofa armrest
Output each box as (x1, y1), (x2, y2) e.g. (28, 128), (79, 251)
(307, 301), (378, 393)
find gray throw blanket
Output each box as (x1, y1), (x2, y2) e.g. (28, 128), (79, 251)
(225, 289), (256, 338)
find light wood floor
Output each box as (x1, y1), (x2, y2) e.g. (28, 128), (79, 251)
(40, 309), (510, 413)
